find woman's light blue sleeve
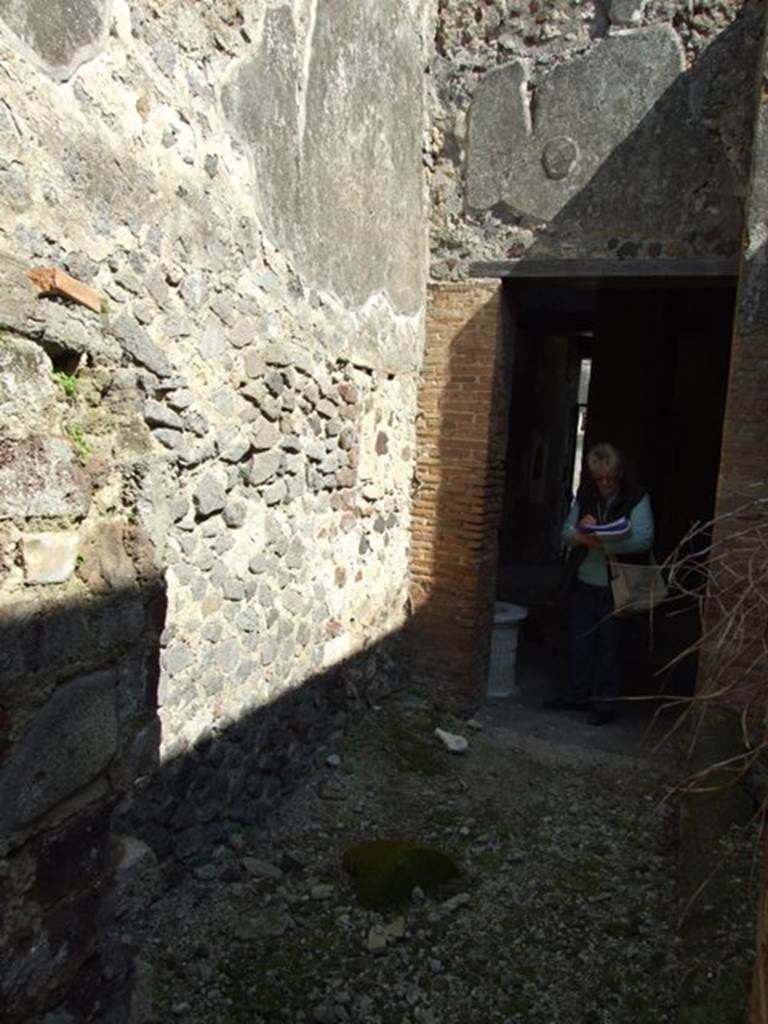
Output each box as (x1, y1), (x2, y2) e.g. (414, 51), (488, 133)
(561, 500), (580, 548)
(604, 494), (654, 555)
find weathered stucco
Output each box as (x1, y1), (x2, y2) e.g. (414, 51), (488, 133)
(224, 0), (425, 315)
(429, 0), (765, 273)
(467, 26), (687, 221)
(0, 0), (111, 81)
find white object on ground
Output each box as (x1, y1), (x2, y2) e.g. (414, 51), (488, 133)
(435, 728), (468, 754)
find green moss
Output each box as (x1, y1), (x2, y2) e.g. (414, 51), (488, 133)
(549, 862), (604, 901)
(65, 423), (92, 464)
(53, 370), (78, 398)
(342, 838), (460, 910)
(474, 849), (503, 869)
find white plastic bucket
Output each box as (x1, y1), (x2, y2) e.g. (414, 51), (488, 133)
(487, 602), (528, 698)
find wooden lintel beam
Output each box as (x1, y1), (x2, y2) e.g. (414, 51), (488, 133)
(469, 257), (740, 280)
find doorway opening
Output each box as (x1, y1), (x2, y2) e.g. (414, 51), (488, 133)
(494, 274), (737, 717)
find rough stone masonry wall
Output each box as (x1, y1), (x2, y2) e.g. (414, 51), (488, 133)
(0, 266), (167, 1023)
(428, 0), (765, 275)
(0, 0), (431, 1020)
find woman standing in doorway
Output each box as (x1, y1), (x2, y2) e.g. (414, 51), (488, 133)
(547, 442), (654, 725)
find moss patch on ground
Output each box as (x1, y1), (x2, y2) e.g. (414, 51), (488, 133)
(342, 837), (461, 910)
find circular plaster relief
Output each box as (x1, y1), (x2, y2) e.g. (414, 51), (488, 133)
(541, 136), (580, 181)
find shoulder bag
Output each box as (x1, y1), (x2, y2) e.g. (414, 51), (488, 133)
(607, 555), (669, 617)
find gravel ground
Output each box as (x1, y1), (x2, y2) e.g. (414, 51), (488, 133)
(136, 699), (760, 1024)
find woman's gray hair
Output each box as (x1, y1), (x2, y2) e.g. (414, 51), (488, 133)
(586, 442), (623, 476)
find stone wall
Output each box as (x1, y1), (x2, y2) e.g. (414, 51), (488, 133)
(429, 0), (765, 275)
(0, 260), (166, 1022)
(0, 0), (431, 1020)
(699, 8), (768, 1016)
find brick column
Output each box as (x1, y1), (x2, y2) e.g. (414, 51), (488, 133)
(409, 280), (511, 712)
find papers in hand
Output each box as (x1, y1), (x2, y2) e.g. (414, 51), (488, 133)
(578, 516), (631, 539)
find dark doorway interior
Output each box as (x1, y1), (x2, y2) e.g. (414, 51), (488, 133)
(495, 275), (737, 709)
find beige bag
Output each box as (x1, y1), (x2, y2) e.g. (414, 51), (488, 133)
(608, 556), (669, 617)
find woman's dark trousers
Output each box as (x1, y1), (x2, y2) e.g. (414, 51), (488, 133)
(568, 580), (624, 710)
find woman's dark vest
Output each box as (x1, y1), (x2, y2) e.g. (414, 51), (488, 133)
(559, 475), (650, 599)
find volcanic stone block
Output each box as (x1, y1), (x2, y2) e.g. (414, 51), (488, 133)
(0, 337), (59, 439)
(21, 531), (79, 584)
(110, 314), (173, 378)
(245, 450), (282, 486)
(608, 0), (647, 26)
(263, 478), (287, 505)
(252, 415), (281, 451)
(0, 0), (111, 82)
(0, 669), (118, 832)
(77, 522), (137, 593)
(193, 471), (227, 518)
(0, 436), (91, 519)
(464, 59), (528, 214)
(110, 835), (160, 921)
(223, 499), (246, 528)
(143, 400), (183, 430)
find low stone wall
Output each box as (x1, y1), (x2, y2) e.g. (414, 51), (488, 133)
(0, 266), (166, 1022)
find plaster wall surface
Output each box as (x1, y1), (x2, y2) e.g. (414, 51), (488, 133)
(0, 1), (431, 1020)
(429, 0), (765, 275)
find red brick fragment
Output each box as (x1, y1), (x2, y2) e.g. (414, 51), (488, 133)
(28, 267), (102, 313)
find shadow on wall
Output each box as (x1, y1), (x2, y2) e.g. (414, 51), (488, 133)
(0, 578), (166, 1024)
(118, 631), (411, 870)
(0, 569), (427, 1023)
(1, 300), (518, 1015)
(478, 3), (765, 259)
